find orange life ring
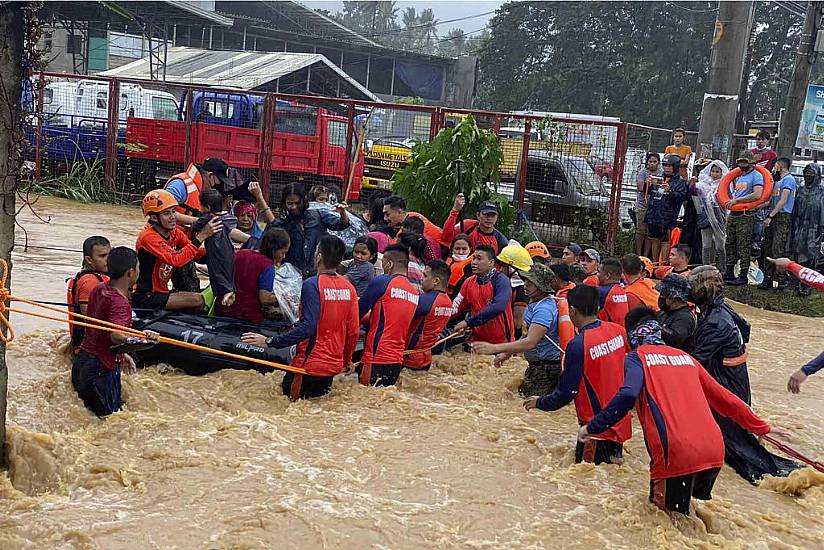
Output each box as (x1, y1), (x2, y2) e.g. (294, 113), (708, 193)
(715, 165), (774, 212)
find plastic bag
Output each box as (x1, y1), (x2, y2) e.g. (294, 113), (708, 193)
(307, 201), (368, 250)
(272, 262), (302, 324)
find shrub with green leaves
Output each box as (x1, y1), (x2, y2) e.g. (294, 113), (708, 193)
(33, 158), (119, 204)
(391, 115), (513, 232)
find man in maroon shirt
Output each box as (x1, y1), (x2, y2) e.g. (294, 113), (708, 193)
(751, 131), (777, 170)
(73, 247), (159, 417)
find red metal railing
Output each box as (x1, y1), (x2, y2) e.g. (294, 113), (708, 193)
(28, 71), (637, 252)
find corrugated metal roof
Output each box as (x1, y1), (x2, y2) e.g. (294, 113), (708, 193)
(100, 47), (379, 101)
(164, 1), (234, 26)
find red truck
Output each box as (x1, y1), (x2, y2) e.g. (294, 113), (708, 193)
(124, 91), (362, 199)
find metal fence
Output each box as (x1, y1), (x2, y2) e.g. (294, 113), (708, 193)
(26, 71), (709, 253)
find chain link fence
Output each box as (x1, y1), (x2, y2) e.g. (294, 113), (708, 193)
(30, 72), (712, 253)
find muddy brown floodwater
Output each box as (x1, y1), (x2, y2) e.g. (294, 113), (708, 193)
(1, 196), (823, 549)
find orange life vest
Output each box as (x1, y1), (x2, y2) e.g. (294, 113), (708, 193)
(407, 212), (444, 244)
(447, 256), (472, 296)
(555, 296), (575, 353)
(625, 277), (660, 312)
(165, 163), (203, 216)
(66, 270), (108, 350)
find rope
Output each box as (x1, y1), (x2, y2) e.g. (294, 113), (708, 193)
(762, 434), (824, 473)
(403, 327), (467, 356)
(0, 259), (306, 375)
(349, 327), (469, 375)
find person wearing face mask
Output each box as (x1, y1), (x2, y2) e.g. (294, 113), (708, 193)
(687, 266), (801, 484)
(635, 153), (663, 256)
(644, 155), (688, 265)
(447, 234), (473, 299)
(471, 262), (562, 397)
(691, 160), (729, 272)
(759, 157), (796, 290)
(655, 273), (695, 352)
(722, 152), (764, 285)
(787, 163), (824, 296)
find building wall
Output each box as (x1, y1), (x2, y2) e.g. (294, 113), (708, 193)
(38, 22), (477, 107)
(39, 27), (85, 73)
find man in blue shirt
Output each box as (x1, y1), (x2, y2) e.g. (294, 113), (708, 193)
(471, 262), (561, 396)
(723, 151), (764, 286)
(759, 157), (796, 290)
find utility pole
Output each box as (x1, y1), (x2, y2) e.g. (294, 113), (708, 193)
(776, 1), (821, 158)
(696, 1), (755, 164)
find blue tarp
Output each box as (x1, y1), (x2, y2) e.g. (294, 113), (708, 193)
(395, 61), (443, 101)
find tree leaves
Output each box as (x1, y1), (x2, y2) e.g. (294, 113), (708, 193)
(391, 115), (513, 232)
(477, 1), (810, 127)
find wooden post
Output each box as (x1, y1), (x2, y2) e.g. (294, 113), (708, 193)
(104, 78), (120, 189)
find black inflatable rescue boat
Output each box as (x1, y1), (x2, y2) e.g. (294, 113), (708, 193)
(126, 310), (294, 376)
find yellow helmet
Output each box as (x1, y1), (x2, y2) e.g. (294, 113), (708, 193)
(497, 240), (533, 272)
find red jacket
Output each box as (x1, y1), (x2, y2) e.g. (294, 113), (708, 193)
(789, 261), (824, 290)
(597, 283), (629, 327)
(268, 273), (359, 377)
(359, 274), (419, 366)
(404, 290), (453, 369)
(576, 321), (632, 444)
(441, 209), (509, 253)
(452, 271), (514, 344)
(632, 345), (769, 479)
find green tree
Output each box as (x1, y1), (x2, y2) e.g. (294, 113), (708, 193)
(477, 1), (717, 127)
(338, 1), (399, 35)
(477, 1), (815, 128)
(392, 115), (513, 232)
(437, 28), (467, 57)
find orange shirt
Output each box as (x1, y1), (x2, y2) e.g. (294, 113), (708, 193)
(664, 144), (692, 177)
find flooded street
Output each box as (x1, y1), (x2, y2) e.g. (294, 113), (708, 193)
(1, 196), (823, 549)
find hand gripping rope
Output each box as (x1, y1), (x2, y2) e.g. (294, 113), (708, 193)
(0, 259), (306, 375)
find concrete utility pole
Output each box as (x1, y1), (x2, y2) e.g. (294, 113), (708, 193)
(776, 1), (821, 158)
(696, 1), (755, 164)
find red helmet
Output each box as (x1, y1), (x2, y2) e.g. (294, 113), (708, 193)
(142, 189), (178, 216)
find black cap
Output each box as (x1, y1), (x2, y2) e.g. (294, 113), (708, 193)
(478, 200), (500, 214)
(201, 157), (232, 188)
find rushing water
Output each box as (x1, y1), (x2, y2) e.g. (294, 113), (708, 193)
(1, 196), (823, 549)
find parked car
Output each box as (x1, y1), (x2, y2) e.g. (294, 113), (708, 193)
(514, 151), (612, 244)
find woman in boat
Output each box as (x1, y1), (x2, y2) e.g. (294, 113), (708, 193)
(266, 182), (350, 278)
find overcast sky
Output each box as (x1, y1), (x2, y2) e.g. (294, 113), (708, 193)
(304, 1), (504, 34)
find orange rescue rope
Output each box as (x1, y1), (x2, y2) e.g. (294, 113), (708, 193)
(0, 259), (306, 375)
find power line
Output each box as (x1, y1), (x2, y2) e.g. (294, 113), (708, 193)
(358, 9), (498, 38)
(664, 1), (718, 13)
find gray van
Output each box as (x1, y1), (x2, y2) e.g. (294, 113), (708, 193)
(515, 150), (612, 244)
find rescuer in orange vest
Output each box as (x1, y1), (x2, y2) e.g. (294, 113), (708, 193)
(165, 158), (235, 218)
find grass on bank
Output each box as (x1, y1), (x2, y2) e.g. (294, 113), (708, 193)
(724, 283), (824, 318)
(31, 158), (121, 204)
